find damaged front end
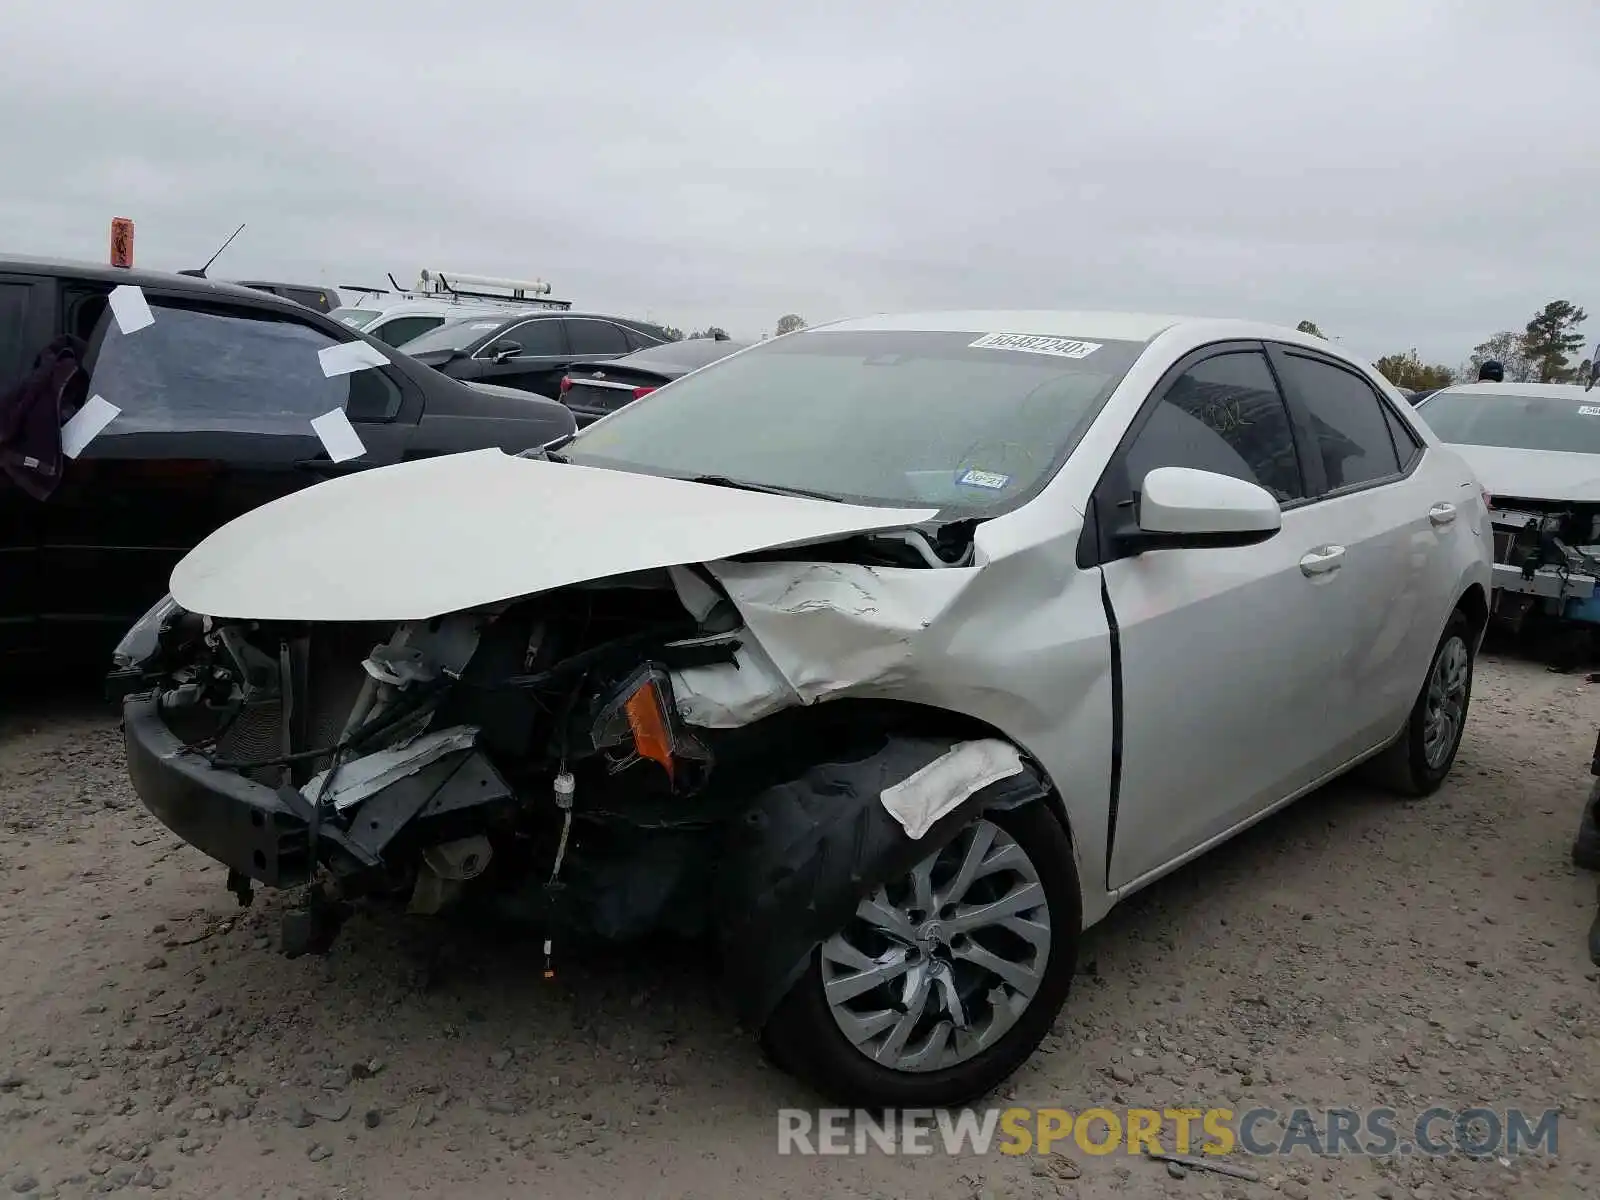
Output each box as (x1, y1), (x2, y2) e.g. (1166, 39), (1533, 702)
(114, 559), (1057, 1014)
(1486, 496), (1600, 627)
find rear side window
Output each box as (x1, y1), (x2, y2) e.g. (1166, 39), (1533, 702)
(1275, 354), (1402, 491)
(372, 315), (442, 347)
(89, 300), (402, 434)
(567, 319), (630, 355)
(1383, 404), (1423, 471)
(1124, 350), (1306, 503)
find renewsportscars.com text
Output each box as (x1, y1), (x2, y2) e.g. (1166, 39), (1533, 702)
(777, 1106), (1560, 1158)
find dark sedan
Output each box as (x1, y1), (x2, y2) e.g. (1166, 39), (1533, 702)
(559, 336), (750, 425)
(398, 310), (676, 399)
(0, 257), (574, 666)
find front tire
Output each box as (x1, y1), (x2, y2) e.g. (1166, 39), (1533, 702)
(761, 802), (1079, 1108)
(1368, 609), (1476, 797)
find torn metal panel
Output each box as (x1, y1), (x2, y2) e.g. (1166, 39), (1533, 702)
(669, 639), (798, 729)
(879, 739), (1027, 839)
(301, 725), (480, 812)
(701, 559), (978, 704)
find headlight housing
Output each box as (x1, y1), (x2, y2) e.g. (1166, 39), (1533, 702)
(110, 594), (184, 674)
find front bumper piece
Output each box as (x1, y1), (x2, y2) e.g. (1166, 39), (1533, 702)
(122, 696), (512, 889)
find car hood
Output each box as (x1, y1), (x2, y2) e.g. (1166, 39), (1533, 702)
(1449, 444), (1600, 504)
(168, 448), (938, 622)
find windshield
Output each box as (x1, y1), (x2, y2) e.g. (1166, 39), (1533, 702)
(563, 328), (1145, 510)
(621, 338), (749, 373)
(330, 307), (380, 329)
(399, 316), (507, 355)
(1418, 389), (1600, 454)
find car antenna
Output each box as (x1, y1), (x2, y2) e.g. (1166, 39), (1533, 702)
(176, 222), (246, 279)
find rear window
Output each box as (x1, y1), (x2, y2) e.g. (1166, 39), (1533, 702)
(1418, 389), (1600, 454)
(88, 299), (401, 435)
(566, 328), (1146, 511)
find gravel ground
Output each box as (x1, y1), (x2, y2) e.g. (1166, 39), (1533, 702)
(2, 651), (1598, 1200)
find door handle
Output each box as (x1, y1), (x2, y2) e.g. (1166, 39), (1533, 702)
(1299, 545), (1346, 577)
(1428, 502), (1457, 526)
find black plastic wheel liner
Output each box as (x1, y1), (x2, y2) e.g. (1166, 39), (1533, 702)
(714, 735), (1053, 1029)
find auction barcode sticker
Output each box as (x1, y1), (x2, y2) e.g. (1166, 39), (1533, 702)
(1579, 405), (1600, 416)
(969, 332), (1102, 359)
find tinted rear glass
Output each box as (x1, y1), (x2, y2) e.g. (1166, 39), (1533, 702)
(566, 328), (1145, 511)
(1418, 389), (1600, 454)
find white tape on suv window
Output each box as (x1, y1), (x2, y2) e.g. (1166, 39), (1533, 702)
(879, 739), (1027, 840)
(310, 408), (366, 463)
(107, 285), (154, 335)
(317, 340), (390, 378)
(60, 395), (122, 459)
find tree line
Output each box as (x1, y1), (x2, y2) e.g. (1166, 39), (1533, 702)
(1298, 301), (1593, 391)
(657, 314), (809, 342)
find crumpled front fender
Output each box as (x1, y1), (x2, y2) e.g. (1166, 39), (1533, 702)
(713, 735), (1053, 1029)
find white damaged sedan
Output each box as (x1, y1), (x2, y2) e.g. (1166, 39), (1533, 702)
(113, 311), (1493, 1106)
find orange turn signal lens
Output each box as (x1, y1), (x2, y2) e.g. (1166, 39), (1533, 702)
(623, 679), (675, 783)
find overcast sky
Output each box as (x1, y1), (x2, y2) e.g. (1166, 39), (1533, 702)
(3, 1), (1597, 365)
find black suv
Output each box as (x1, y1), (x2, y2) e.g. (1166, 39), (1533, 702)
(400, 310), (675, 399)
(0, 256), (575, 665)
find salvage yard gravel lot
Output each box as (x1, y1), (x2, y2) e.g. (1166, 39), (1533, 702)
(2, 652), (1598, 1200)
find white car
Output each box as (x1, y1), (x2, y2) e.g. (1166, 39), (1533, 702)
(113, 311), (1492, 1106)
(327, 299), (533, 349)
(1414, 381), (1600, 629)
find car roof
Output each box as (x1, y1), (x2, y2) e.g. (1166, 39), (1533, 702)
(811, 309), (1344, 347)
(1428, 381), (1591, 399)
(369, 300), (519, 319)
(0, 254), (304, 308)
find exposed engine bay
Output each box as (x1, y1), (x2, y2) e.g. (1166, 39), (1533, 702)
(109, 551), (1055, 1031)
(1487, 496), (1600, 628)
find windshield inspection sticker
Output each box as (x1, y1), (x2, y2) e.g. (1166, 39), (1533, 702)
(60, 395), (122, 459)
(317, 340), (390, 378)
(107, 285), (154, 335)
(957, 468), (1011, 491)
(969, 332), (1102, 359)
(310, 408), (367, 463)
(1579, 406), (1600, 416)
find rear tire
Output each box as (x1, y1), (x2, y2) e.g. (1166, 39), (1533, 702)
(761, 802), (1079, 1108)
(1366, 609), (1475, 797)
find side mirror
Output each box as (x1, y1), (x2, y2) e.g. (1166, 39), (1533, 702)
(492, 342), (523, 364)
(1121, 466), (1282, 552)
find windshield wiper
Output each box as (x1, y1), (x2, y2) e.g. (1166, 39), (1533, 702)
(516, 432), (574, 463)
(683, 474), (844, 502)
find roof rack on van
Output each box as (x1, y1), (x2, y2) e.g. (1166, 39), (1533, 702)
(415, 269), (572, 312)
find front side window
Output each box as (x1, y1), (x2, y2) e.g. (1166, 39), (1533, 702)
(1275, 353), (1402, 490)
(565, 328), (1145, 510)
(89, 299), (401, 434)
(496, 319), (564, 357)
(1124, 351), (1306, 503)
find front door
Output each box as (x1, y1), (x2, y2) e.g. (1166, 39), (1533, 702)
(1090, 344), (1353, 890)
(472, 316), (571, 396)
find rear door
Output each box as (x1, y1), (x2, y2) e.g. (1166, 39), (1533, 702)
(1091, 343), (1355, 889)
(40, 294), (419, 648)
(0, 272), (53, 657)
(1265, 344), (1455, 749)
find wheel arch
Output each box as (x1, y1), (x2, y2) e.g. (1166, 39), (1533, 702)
(710, 696), (1082, 1029)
